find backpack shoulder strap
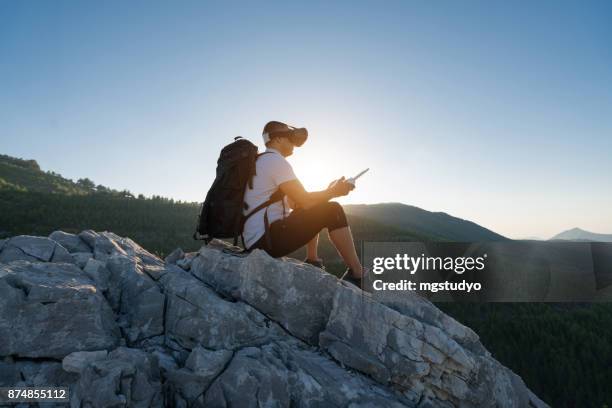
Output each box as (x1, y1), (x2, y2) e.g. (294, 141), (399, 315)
(241, 189), (286, 251)
(243, 188), (285, 223)
(247, 151), (273, 190)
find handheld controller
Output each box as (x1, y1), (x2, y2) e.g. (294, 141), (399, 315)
(347, 168), (369, 186)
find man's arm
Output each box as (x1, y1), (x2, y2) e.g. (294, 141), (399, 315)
(286, 195), (298, 210)
(280, 178), (353, 209)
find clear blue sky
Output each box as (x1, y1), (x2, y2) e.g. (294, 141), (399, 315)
(1, 0), (611, 238)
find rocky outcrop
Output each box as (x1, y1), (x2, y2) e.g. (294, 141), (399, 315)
(0, 231), (548, 407)
(0, 261), (119, 359)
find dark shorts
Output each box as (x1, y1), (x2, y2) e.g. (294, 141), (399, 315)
(248, 201), (348, 258)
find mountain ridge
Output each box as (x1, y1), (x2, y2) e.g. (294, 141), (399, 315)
(550, 227), (612, 242)
(345, 203), (508, 242)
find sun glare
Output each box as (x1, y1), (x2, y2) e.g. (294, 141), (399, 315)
(281, 119), (376, 204)
(290, 129), (361, 192)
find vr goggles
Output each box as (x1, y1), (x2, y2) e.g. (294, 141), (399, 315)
(262, 125), (308, 147)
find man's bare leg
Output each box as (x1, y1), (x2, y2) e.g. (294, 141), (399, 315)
(306, 233), (319, 261)
(329, 226), (363, 278)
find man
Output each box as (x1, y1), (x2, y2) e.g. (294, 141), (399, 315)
(242, 121), (363, 287)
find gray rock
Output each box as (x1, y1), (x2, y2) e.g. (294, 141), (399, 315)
(142, 263), (183, 281)
(0, 360), (21, 386)
(0, 262), (120, 359)
(176, 252), (196, 270)
(109, 347), (163, 405)
(203, 340), (408, 408)
(70, 348), (163, 408)
(319, 285), (539, 407)
(106, 254), (165, 344)
(165, 248), (184, 264)
(0, 245), (38, 263)
(108, 346), (161, 377)
(161, 267), (286, 351)
(103, 232), (163, 266)
(0, 231), (549, 408)
(191, 247), (339, 345)
(165, 367), (212, 405)
(381, 294), (484, 354)
(78, 229), (99, 249)
(5, 235), (57, 261)
(50, 242), (74, 263)
(91, 232), (128, 262)
(71, 251), (94, 269)
(137, 335), (165, 349)
(49, 230), (92, 253)
(62, 350), (108, 373)
(0, 238), (7, 252)
(83, 258), (111, 292)
(71, 359), (132, 408)
(151, 349), (178, 373)
(14, 360), (78, 387)
(185, 346), (232, 377)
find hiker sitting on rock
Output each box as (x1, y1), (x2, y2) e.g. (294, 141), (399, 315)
(242, 121), (363, 287)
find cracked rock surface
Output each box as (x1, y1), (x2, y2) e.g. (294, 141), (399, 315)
(0, 231), (548, 407)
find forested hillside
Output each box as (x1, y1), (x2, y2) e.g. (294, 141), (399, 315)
(439, 303), (612, 407)
(0, 153), (94, 194)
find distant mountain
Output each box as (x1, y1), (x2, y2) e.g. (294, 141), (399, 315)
(550, 227), (612, 242)
(344, 203), (508, 241)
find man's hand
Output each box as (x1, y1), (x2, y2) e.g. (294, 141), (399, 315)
(279, 177), (353, 210)
(327, 176), (354, 197)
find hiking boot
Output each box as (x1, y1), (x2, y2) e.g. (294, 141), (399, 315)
(303, 258), (325, 270)
(340, 268), (362, 289)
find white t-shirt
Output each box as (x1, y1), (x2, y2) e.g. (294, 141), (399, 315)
(242, 148), (297, 248)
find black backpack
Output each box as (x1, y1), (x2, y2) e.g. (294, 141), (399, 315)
(194, 137), (284, 247)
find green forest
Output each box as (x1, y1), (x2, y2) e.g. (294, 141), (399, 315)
(1, 153), (611, 407)
(438, 303), (612, 407)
